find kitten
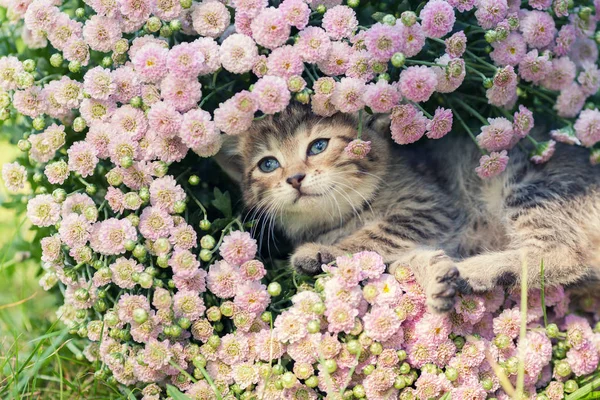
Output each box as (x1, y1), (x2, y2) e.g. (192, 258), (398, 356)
(216, 104), (600, 312)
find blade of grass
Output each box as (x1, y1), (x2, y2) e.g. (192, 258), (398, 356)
(540, 259), (548, 327)
(566, 376), (600, 400)
(515, 251), (528, 399)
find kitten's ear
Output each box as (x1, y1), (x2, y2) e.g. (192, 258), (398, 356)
(365, 113), (391, 135)
(214, 135), (244, 183)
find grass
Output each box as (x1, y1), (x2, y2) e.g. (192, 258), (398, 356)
(0, 140), (120, 399)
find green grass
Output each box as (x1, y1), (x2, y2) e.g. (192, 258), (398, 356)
(0, 140), (120, 399)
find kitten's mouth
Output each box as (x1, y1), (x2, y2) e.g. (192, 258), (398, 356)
(293, 190), (324, 203)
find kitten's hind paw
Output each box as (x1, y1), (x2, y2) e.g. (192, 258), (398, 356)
(290, 243), (338, 275)
(426, 260), (460, 314)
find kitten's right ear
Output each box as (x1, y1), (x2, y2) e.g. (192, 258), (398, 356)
(214, 135), (244, 183)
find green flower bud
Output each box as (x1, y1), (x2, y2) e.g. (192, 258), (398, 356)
(483, 78), (493, 89)
(75, 288), (90, 302)
(114, 39), (129, 54)
(362, 364), (374, 375)
(16, 72), (34, 89)
(316, 4), (326, 13)
(347, 0), (359, 7)
(75, 7), (85, 18)
(382, 14), (396, 26)
(160, 26), (172, 37)
(564, 380), (578, 393)
(193, 354), (207, 368)
(22, 59), (36, 72)
(157, 254), (169, 268)
(267, 282), (282, 296)
(200, 235), (216, 249)
(199, 248), (212, 262)
(17, 139), (30, 152)
(199, 219), (211, 230)
(0, 92), (10, 109)
(272, 364), (284, 375)
(178, 317), (191, 329)
(400, 11), (417, 26)
(73, 117), (87, 132)
(307, 319), (321, 334)
(188, 175), (200, 185)
(101, 57), (112, 68)
(85, 184), (97, 196)
(68, 60), (81, 73)
(169, 19), (182, 31)
(323, 359), (337, 374)
(50, 53), (63, 68)
(33, 172), (43, 183)
(481, 377), (494, 391)
(353, 384), (366, 398)
(391, 52), (406, 68)
(305, 376), (319, 388)
(546, 323), (560, 338)
(126, 214), (139, 227)
(0, 108), (9, 121)
(556, 360), (571, 377)
(130, 96), (143, 108)
(146, 16), (162, 33)
(220, 301), (235, 317)
(281, 372), (297, 389)
(494, 333), (511, 349)
(180, 0), (192, 8)
(207, 306), (222, 321)
(295, 90), (310, 104)
(139, 187), (150, 202)
(133, 308), (148, 324)
(52, 189), (67, 203)
(154, 237), (171, 254)
(579, 6), (592, 21)
(397, 349), (407, 361)
(485, 30), (498, 43)
(138, 272), (153, 288)
(133, 244), (147, 259)
(399, 362), (410, 375)
(261, 311), (272, 323)
(394, 375), (406, 389)
(347, 340), (362, 355)
(32, 116), (45, 130)
(312, 302), (326, 315)
(369, 342), (383, 355)
(445, 366), (458, 381)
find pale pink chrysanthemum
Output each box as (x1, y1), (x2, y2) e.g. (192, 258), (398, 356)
(231, 362), (259, 390)
(29, 123), (66, 163)
(63, 38), (90, 66)
(530, 140), (556, 164)
(512, 105), (534, 139)
(295, 27), (331, 64)
(192, 38), (221, 75)
(41, 80), (69, 118)
(82, 15), (121, 52)
(146, 133), (189, 163)
(518, 49), (551, 84)
(520, 10), (556, 49)
(168, 251), (199, 277)
(310, 93), (337, 117)
(0, 56), (24, 91)
(354, 251), (385, 280)
(426, 107), (453, 139)
(266, 45), (303, 78)
(180, 108), (220, 150)
(129, 36), (167, 60)
(85, 123), (112, 159)
(275, 309), (309, 343)
(173, 290), (206, 321)
(153, 0), (181, 21)
(24, 0), (58, 32)
(138, 206), (174, 241)
(345, 50), (374, 81)
(110, 66), (141, 103)
(475, 150), (509, 179)
(132, 44), (169, 83)
(192, 0), (230, 38)
(213, 99), (254, 135)
(255, 328), (286, 360)
(555, 82), (586, 118)
(414, 371), (449, 400)
(474, 0), (508, 29)
(83, 67), (115, 100)
(420, 0), (455, 39)
(169, 223), (197, 251)
(105, 187), (125, 214)
(433, 55), (466, 93)
(2, 162), (27, 193)
(59, 213), (91, 248)
(490, 32), (526, 66)
(486, 67), (518, 107)
(415, 312), (452, 345)
(149, 176), (185, 213)
(252, 75), (291, 114)
(574, 108), (600, 147)
(286, 333), (319, 363)
(316, 40), (352, 76)
(90, 218), (137, 255)
(234, 11), (254, 36)
(569, 37), (599, 68)
(12, 86), (46, 118)
(118, 0), (153, 20)
(399, 66), (438, 103)
(147, 101), (182, 138)
(142, 339), (172, 370)
(251, 7), (290, 50)
(239, 260), (266, 281)
(108, 134), (139, 167)
(234, 281), (270, 314)
(363, 306), (402, 342)
(160, 75), (201, 113)
(330, 255), (361, 288)
(492, 307), (521, 339)
(173, 268), (207, 292)
(391, 104), (418, 126)
(391, 111), (428, 145)
(331, 77), (366, 113)
(445, 31), (467, 58)
(541, 56), (576, 92)
(554, 24), (577, 57)
(111, 105), (148, 140)
(567, 341), (599, 376)
(219, 231), (257, 266)
(219, 33), (259, 75)
(363, 80), (400, 113)
(67, 141), (98, 178)
(477, 117), (514, 152)
(207, 260), (240, 299)
(578, 62), (600, 96)
(47, 13), (82, 50)
(218, 333), (249, 365)
(232, 0), (267, 17)
(322, 5), (358, 40)
(344, 140), (371, 160)
(364, 23), (402, 62)
(167, 42), (205, 79)
(110, 257), (144, 289)
(363, 367), (396, 399)
(41, 234), (62, 263)
(79, 98), (116, 125)
(61, 193), (95, 218)
(278, 0), (309, 29)
(27, 194), (60, 227)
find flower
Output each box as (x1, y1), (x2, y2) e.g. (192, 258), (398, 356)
(220, 231), (257, 266)
(420, 0), (456, 39)
(67, 141), (99, 178)
(207, 260), (240, 299)
(251, 7), (290, 50)
(363, 80), (400, 113)
(266, 45), (303, 78)
(252, 75), (291, 114)
(574, 109), (600, 147)
(475, 150), (509, 179)
(399, 66), (437, 103)
(295, 27), (331, 64)
(391, 110), (428, 145)
(2, 162), (27, 192)
(173, 290), (206, 321)
(518, 50), (551, 84)
(474, 0), (508, 29)
(530, 140), (556, 164)
(490, 32), (526, 66)
(131, 44), (168, 83)
(426, 107), (453, 139)
(139, 206), (174, 241)
(149, 176), (186, 213)
(82, 15), (121, 52)
(322, 5), (358, 40)
(279, 0), (310, 29)
(219, 34), (259, 74)
(110, 257), (144, 289)
(520, 11), (556, 49)
(445, 31), (467, 58)
(364, 23), (402, 62)
(344, 140), (371, 160)
(27, 194), (60, 227)
(512, 105), (534, 138)
(331, 77), (366, 113)
(192, 0), (230, 38)
(363, 306), (402, 342)
(477, 117), (514, 152)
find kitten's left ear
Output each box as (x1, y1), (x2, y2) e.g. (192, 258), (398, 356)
(364, 113), (391, 135)
(214, 135), (244, 183)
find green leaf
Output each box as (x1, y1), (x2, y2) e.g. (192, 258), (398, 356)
(210, 218), (230, 234)
(211, 188), (232, 218)
(167, 384), (193, 400)
(371, 12), (386, 22)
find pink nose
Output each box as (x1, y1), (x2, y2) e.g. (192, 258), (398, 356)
(286, 173), (306, 190)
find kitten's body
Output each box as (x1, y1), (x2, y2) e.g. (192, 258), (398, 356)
(218, 105), (600, 312)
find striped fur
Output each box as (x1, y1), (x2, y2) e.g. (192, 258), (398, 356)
(217, 104), (600, 313)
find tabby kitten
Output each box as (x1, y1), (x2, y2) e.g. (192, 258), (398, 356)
(216, 104), (600, 313)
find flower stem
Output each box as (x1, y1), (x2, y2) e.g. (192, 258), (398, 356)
(450, 101), (486, 155)
(199, 81), (235, 107)
(411, 101), (433, 118)
(404, 60), (446, 68)
(357, 109), (363, 139)
(454, 98), (489, 125)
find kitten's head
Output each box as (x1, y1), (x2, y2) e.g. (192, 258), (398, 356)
(216, 104), (390, 240)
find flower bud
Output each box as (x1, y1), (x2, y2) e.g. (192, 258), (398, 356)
(146, 16), (162, 33)
(75, 7), (85, 18)
(382, 14), (396, 26)
(200, 248), (212, 262)
(180, 0), (192, 8)
(133, 308), (148, 324)
(400, 11), (417, 26)
(22, 59), (36, 72)
(52, 189), (67, 203)
(50, 53), (63, 68)
(305, 376), (319, 388)
(391, 53), (406, 68)
(73, 117), (87, 132)
(200, 235), (216, 249)
(307, 320), (321, 333)
(68, 60), (81, 73)
(267, 282), (282, 296)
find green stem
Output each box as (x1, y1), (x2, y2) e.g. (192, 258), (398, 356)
(526, 135), (539, 147)
(540, 259), (548, 328)
(339, 349), (361, 395)
(451, 102), (486, 155)
(208, 217), (242, 255)
(516, 256), (528, 398)
(404, 60), (446, 68)
(197, 365), (223, 400)
(411, 102), (433, 118)
(185, 189), (207, 217)
(199, 81), (235, 107)
(357, 109), (363, 139)
(454, 98), (489, 125)
(465, 65), (488, 81)
(304, 66), (318, 84)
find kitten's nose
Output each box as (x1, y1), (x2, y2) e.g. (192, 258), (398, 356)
(286, 173), (306, 190)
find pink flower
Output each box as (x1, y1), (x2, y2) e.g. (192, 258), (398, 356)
(160, 75), (201, 113)
(232, 0), (267, 17)
(433, 56), (466, 93)
(363, 80), (400, 113)
(180, 108), (220, 150)
(214, 100), (254, 135)
(167, 42), (205, 79)
(490, 32), (526, 66)
(27, 194), (60, 227)
(311, 93), (337, 117)
(364, 23), (402, 62)
(132, 44), (168, 83)
(82, 15), (121, 52)
(554, 24), (577, 57)
(426, 107), (453, 139)
(530, 140), (556, 164)
(391, 110), (428, 145)
(398, 23), (426, 57)
(399, 66), (437, 103)
(139, 206), (174, 240)
(569, 38), (599, 68)
(192, 38), (222, 75)
(324, 301), (359, 334)
(278, 0), (309, 29)
(574, 109), (600, 147)
(512, 105), (534, 138)
(354, 251), (385, 280)
(111, 105), (147, 140)
(475, 150), (509, 179)
(477, 117), (514, 152)
(207, 260), (240, 299)
(0, 56), (23, 91)
(148, 101), (182, 138)
(363, 306), (402, 342)
(331, 77), (366, 113)
(275, 309), (309, 343)
(252, 76), (291, 114)
(219, 34), (258, 74)
(578, 62), (600, 96)
(63, 38), (90, 66)
(295, 27), (331, 63)
(493, 307), (521, 338)
(234, 281), (270, 314)
(83, 67), (115, 100)
(219, 231), (257, 266)
(90, 218), (137, 255)
(192, 0), (230, 38)
(67, 141), (98, 178)
(448, 0), (476, 11)
(475, 0), (508, 29)
(173, 290), (206, 321)
(344, 140), (371, 160)
(59, 213), (91, 248)
(518, 50), (551, 84)
(415, 313), (452, 345)
(110, 66), (141, 103)
(266, 45), (303, 78)
(47, 14), (82, 50)
(322, 5), (357, 40)
(153, 0), (181, 20)
(420, 0), (455, 38)
(12, 86), (46, 118)
(2, 162), (27, 193)
(317, 40), (352, 76)
(251, 7), (290, 50)
(445, 31), (467, 58)
(520, 11), (556, 48)
(567, 341), (599, 376)
(414, 371), (449, 400)
(110, 257), (144, 289)
(44, 160), (69, 185)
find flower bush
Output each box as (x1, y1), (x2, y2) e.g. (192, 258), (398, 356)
(1, 0), (600, 398)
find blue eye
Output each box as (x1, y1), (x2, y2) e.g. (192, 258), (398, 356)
(308, 139), (329, 156)
(258, 157), (280, 173)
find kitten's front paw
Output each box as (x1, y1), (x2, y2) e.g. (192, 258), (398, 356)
(426, 256), (460, 314)
(291, 243), (338, 275)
